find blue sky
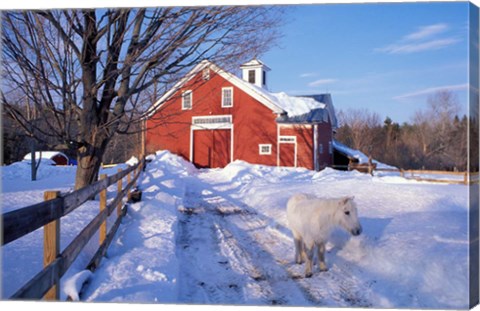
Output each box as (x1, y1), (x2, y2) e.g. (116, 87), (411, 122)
(261, 2), (472, 123)
(1, 0), (475, 124)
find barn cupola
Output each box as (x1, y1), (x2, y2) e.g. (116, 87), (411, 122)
(240, 59), (270, 90)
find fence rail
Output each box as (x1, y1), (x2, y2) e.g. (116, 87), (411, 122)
(2, 159), (145, 300)
(331, 164), (478, 185)
(375, 168), (476, 185)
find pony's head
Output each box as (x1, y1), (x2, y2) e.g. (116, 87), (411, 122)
(336, 196), (362, 236)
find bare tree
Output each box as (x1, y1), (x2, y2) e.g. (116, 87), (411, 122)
(411, 90), (461, 168)
(336, 108), (381, 155)
(1, 7), (283, 189)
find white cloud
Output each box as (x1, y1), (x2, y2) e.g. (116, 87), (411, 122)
(403, 23), (449, 41)
(393, 83), (468, 101)
(308, 78), (337, 87)
(376, 23), (460, 54)
(299, 72), (317, 78)
(376, 38), (460, 54)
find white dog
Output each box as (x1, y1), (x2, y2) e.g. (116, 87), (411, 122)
(286, 193), (362, 277)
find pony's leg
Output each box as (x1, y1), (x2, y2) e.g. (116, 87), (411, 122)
(292, 230), (304, 264)
(304, 243), (315, 278)
(294, 238), (304, 264)
(300, 240), (308, 263)
(316, 242), (328, 272)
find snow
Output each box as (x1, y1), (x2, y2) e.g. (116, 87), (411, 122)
(332, 140), (396, 170)
(1, 150), (472, 309)
(64, 270), (92, 301)
(332, 140), (370, 164)
(125, 156), (139, 166)
(247, 82), (326, 117)
(23, 151), (68, 161)
(270, 92), (326, 117)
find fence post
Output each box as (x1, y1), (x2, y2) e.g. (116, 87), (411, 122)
(117, 168), (123, 217)
(464, 172), (468, 185)
(127, 170), (132, 202)
(43, 191), (60, 301)
(99, 174), (107, 245)
(134, 164), (139, 188)
(368, 156), (373, 176)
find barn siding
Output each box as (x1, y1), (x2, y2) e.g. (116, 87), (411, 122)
(146, 69), (278, 167)
(317, 121), (333, 169)
(146, 66), (334, 171)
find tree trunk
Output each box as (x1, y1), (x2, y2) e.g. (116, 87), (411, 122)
(30, 137), (37, 181)
(75, 154), (102, 190)
(74, 133), (109, 190)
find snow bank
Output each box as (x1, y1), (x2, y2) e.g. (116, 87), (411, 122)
(3, 149), (470, 308)
(81, 150), (196, 303)
(64, 270), (92, 301)
(2, 160), (72, 184)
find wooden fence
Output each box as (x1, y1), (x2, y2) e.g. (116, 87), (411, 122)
(382, 168), (471, 184)
(2, 159), (145, 300)
(331, 163), (478, 185)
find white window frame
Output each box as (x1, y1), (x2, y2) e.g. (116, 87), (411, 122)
(182, 90), (192, 110)
(259, 144), (272, 155)
(192, 115), (232, 130)
(222, 87), (233, 108)
(248, 69), (256, 84)
(279, 136), (296, 143)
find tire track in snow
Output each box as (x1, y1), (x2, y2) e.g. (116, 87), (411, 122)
(179, 173), (373, 307)
(178, 184), (315, 306)
(193, 171), (373, 307)
(232, 206), (373, 307)
(176, 196), (246, 305)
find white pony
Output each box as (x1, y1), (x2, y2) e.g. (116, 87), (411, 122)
(286, 193), (362, 278)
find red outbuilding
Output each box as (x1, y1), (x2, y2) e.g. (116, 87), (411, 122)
(145, 59), (337, 171)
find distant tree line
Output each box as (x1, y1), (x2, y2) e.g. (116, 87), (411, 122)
(2, 107), (143, 166)
(335, 90), (476, 171)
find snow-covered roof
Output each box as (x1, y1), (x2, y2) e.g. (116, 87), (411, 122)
(246, 87), (325, 117)
(146, 59), (336, 126)
(298, 94), (338, 128)
(221, 75), (335, 123)
(23, 151), (68, 161)
(332, 140), (368, 163)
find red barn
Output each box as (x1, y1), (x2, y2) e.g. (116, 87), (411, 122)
(145, 59), (337, 171)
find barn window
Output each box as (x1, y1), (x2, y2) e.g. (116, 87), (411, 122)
(328, 141), (333, 154)
(192, 115), (232, 130)
(259, 144), (272, 155)
(248, 70), (255, 84)
(319, 143), (324, 154)
(182, 90), (192, 110)
(222, 87), (233, 108)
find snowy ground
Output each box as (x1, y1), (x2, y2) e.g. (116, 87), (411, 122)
(1, 151), (472, 309)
